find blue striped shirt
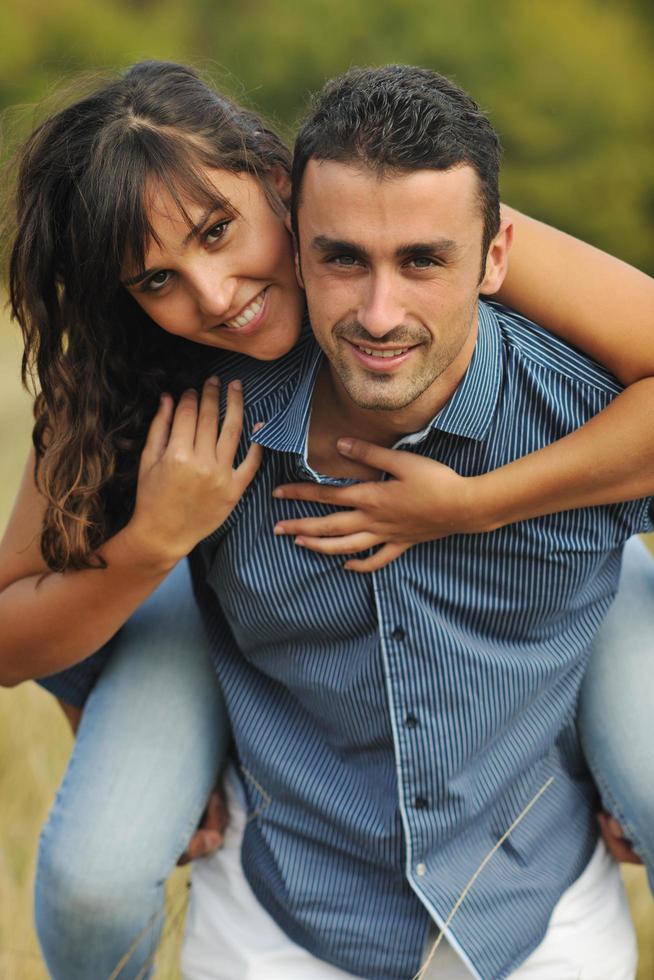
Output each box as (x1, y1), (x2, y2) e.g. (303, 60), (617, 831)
(44, 301), (653, 979)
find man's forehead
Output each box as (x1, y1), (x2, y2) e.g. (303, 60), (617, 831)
(298, 159), (483, 236)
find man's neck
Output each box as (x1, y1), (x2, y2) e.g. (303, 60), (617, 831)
(307, 321), (478, 481)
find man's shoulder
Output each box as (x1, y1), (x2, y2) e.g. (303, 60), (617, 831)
(484, 300), (623, 398)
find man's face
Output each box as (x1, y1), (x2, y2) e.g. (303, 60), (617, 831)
(295, 160), (507, 413)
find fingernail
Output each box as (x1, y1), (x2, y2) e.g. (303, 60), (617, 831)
(274, 524), (286, 535)
(231, 379), (242, 390)
(272, 488), (284, 498)
(204, 831), (222, 849)
(294, 537), (305, 546)
(206, 375), (219, 386)
(252, 421), (265, 433)
(337, 438), (353, 455)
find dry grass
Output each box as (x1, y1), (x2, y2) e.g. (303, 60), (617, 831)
(0, 684), (190, 980)
(1, 315), (653, 978)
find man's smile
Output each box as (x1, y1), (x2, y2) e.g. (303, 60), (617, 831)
(346, 339), (419, 372)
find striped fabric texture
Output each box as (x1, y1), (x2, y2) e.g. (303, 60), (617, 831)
(44, 302), (653, 979)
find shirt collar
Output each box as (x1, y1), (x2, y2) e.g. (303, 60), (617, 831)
(254, 300), (503, 456)
(419, 299), (503, 443)
(252, 339), (323, 457)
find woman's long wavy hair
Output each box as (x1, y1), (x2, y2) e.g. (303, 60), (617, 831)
(6, 60), (291, 571)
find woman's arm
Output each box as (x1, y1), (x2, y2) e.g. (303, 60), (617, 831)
(0, 379), (261, 685)
(497, 206), (654, 386)
(272, 215), (654, 571)
(0, 445), (176, 686)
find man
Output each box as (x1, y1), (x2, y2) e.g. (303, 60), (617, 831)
(180, 67), (650, 978)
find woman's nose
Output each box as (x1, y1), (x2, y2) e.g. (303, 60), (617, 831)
(194, 269), (238, 322)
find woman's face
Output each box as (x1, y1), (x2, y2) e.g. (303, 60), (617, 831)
(121, 168), (305, 361)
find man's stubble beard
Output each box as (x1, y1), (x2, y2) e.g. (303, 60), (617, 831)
(327, 305), (478, 413)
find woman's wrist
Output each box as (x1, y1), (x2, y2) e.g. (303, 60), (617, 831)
(463, 472), (514, 535)
(106, 521), (183, 577)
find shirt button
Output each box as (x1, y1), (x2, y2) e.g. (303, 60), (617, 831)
(391, 627), (406, 642)
(414, 796), (429, 810)
(405, 713), (418, 729)
(415, 862), (427, 877)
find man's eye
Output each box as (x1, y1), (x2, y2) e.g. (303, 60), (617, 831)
(330, 255), (358, 267)
(144, 270), (172, 292)
(204, 220), (232, 244)
(409, 256), (439, 269)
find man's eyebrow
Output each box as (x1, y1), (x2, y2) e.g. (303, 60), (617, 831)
(122, 206), (225, 287)
(309, 235), (459, 262)
(310, 236), (368, 259)
(395, 239), (458, 260)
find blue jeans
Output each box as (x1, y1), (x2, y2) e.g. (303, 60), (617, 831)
(579, 534), (654, 891)
(34, 539), (654, 978)
(34, 560), (229, 980)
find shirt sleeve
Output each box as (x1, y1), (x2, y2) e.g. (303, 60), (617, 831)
(35, 644), (114, 708)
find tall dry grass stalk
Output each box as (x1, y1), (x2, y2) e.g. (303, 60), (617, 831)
(414, 778), (555, 979)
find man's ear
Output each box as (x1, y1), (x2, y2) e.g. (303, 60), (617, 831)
(479, 218), (513, 296)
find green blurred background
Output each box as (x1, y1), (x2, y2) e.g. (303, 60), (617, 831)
(2, 0), (653, 273)
(1, 0), (653, 976)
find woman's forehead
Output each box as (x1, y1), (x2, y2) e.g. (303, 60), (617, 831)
(143, 170), (234, 227)
(144, 167), (264, 220)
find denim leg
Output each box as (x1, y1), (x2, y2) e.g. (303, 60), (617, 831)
(34, 559), (229, 979)
(579, 535), (654, 893)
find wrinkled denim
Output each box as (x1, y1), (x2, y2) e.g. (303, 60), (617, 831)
(34, 560), (229, 979)
(580, 534), (654, 892)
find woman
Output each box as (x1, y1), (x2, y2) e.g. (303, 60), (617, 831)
(1, 61), (652, 978)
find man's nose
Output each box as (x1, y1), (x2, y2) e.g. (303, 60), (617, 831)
(357, 273), (405, 337)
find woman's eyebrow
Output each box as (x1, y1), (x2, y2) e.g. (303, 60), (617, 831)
(122, 206), (227, 286)
(181, 206), (222, 246)
(122, 267), (157, 287)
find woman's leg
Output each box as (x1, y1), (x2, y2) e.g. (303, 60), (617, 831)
(579, 535), (654, 892)
(34, 559), (229, 979)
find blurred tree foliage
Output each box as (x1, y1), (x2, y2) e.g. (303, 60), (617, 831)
(1, 0), (652, 273)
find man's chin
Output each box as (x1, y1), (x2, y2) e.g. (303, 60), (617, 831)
(342, 383), (421, 413)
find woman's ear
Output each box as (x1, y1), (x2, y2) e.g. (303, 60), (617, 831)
(269, 165), (292, 207)
(479, 218), (513, 296)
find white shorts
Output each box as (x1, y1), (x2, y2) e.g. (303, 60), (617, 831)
(181, 770), (637, 980)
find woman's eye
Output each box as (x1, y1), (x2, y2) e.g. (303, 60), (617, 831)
(204, 220), (231, 244)
(144, 270), (172, 292)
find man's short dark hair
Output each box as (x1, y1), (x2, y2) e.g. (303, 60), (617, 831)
(291, 65), (502, 260)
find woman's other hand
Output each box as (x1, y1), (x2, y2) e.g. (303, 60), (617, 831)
(177, 788), (229, 866)
(127, 377), (262, 570)
(272, 438), (484, 573)
(598, 812), (644, 866)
